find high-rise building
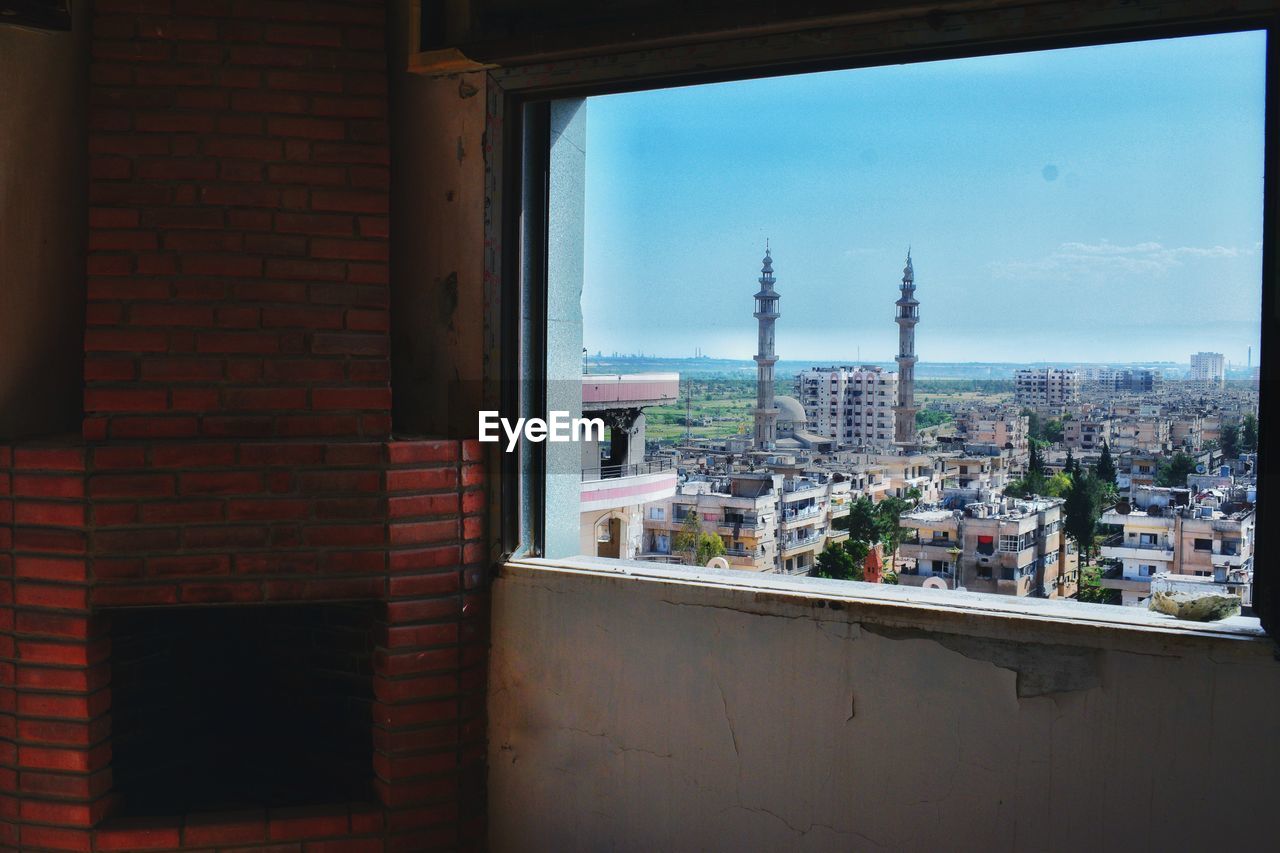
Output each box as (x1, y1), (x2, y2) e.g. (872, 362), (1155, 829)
(752, 247), (780, 450)
(1190, 351), (1225, 388)
(795, 366), (898, 448)
(894, 251), (919, 450)
(1014, 368), (1080, 409)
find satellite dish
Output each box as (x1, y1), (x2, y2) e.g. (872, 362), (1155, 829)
(1115, 498), (1131, 515)
(706, 557), (730, 569)
(1195, 463), (1207, 474)
(922, 577), (948, 590)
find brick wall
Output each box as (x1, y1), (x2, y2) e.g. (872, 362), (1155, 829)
(1, 0), (489, 850)
(85, 0), (391, 443)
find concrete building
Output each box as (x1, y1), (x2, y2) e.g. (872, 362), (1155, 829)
(894, 251), (920, 450)
(1100, 496), (1254, 606)
(752, 247), (780, 450)
(897, 497), (1077, 598)
(1014, 367), (1080, 410)
(1063, 416), (1112, 451)
(954, 406), (1029, 454)
(578, 373), (681, 559)
(1110, 416), (1172, 454)
(796, 365), (898, 449)
(1190, 351), (1226, 388)
(643, 473), (779, 571)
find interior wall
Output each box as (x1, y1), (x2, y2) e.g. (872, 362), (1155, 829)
(389, 0), (488, 438)
(489, 567), (1279, 851)
(0, 13), (88, 440)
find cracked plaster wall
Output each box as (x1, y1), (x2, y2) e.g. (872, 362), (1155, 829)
(489, 568), (1280, 851)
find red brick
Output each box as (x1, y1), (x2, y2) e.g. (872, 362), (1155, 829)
(313, 387), (391, 410)
(95, 818), (181, 851)
(268, 116), (346, 139)
(147, 554), (230, 576)
(389, 521), (457, 546)
(16, 825), (92, 852)
(91, 584), (178, 608)
(385, 468), (456, 493)
(179, 582), (263, 604)
(178, 471), (262, 495)
(16, 584), (89, 610)
(84, 388), (169, 412)
(85, 329), (169, 353)
(388, 442), (457, 465)
(15, 612), (91, 639)
(182, 810), (268, 846)
(15, 557), (88, 583)
(88, 473), (173, 498)
(312, 189), (387, 214)
(388, 546), (460, 573)
(268, 806), (349, 841)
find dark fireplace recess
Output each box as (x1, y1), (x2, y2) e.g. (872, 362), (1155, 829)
(108, 604), (378, 817)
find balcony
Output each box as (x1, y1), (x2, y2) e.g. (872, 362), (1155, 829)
(780, 505), (821, 525)
(780, 532), (824, 554)
(580, 458), (677, 513)
(1098, 533), (1174, 564)
(581, 372), (680, 408)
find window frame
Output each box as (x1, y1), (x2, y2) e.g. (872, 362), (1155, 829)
(481, 5), (1280, 635)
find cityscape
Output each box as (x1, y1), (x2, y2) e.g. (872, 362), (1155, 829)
(572, 248), (1258, 613)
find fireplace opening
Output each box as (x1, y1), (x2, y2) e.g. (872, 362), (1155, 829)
(108, 604), (378, 817)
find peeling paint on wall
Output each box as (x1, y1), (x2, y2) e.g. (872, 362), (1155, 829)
(863, 623), (1101, 698)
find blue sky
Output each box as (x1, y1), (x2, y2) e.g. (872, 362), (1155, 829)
(580, 31), (1266, 366)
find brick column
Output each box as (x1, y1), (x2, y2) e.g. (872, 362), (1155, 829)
(0, 1), (490, 850)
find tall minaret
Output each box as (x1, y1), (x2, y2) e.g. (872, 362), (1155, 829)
(894, 250), (919, 451)
(753, 246), (780, 450)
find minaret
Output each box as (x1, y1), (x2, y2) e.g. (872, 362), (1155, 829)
(894, 250), (919, 451)
(753, 246), (780, 450)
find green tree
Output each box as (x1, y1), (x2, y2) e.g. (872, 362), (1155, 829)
(881, 570), (899, 585)
(814, 543), (862, 581)
(672, 510), (726, 566)
(1063, 448), (1077, 478)
(1221, 423), (1240, 459)
(1095, 441), (1117, 487)
(1044, 471), (1073, 498)
(1023, 409), (1041, 443)
(1076, 564), (1121, 604)
(875, 496), (913, 568)
(1241, 414), (1258, 453)
(1028, 440), (1046, 480)
(842, 539), (870, 567)
(834, 497), (879, 543)
(1042, 419), (1065, 443)
(1155, 452), (1197, 488)
(1064, 471), (1101, 567)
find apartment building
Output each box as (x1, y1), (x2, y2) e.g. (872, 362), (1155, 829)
(1063, 416), (1112, 451)
(1014, 368), (1080, 410)
(641, 468), (851, 575)
(897, 497), (1077, 598)
(1099, 494), (1254, 606)
(954, 407), (1029, 454)
(1171, 414), (1204, 450)
(642, 473), (780, 572)
(1190, 351), (1226, 388)
(1110, 417), (1172, 454)
(796, 365), (898, 449)
(1084, 367), (1163, 394)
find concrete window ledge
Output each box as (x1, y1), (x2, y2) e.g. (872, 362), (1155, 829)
(490, 556), (1278, 851)
(502, 556), (1269, 658)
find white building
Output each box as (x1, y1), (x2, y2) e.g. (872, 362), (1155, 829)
(1014, 368), (1080, 410)
(796, 365), (898, 450)
(1190, 351), (1225, 388)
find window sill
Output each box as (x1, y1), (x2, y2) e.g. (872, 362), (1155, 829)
(504, 556), (1269, 657)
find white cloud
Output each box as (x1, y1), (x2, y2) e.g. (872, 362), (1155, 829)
(990, 240), (1246, 280)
